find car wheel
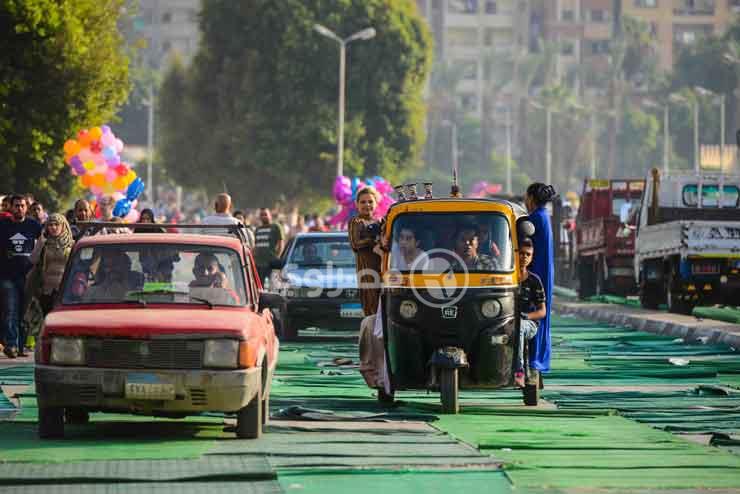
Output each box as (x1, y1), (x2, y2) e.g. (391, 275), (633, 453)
(236, 384), (262, 439)
(64, 408), (90, 425)
(38, 406), (65, 439)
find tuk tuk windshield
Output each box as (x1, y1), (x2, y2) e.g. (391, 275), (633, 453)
(390, 212), (513, 273)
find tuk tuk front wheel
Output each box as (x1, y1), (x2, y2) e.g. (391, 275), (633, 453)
(523, 383), (540, 406)
(440, 368), (459, 414)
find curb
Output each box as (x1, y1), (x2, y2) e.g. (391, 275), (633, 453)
(553, 299), (740, 349)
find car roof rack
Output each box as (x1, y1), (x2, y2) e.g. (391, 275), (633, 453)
(75, 222), (253, 249)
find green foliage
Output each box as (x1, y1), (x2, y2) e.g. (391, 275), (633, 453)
(0, 0), (130, 210)
(488, 151), (530, 193)
(157, 0), (431, 208)
(619, 106), (660, 177)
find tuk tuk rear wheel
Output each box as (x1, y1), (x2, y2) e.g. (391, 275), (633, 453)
(440, 368), (459, 414)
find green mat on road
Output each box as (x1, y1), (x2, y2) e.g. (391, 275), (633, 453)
(0, 456), (274, 484)
(2, 482), (283, 494)
(0, 365), (34, 385)
(279, 469), (512, 494)
(693, 306), (740, 324)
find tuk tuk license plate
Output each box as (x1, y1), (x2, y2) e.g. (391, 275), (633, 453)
(125, 373), (175, 400)
(340, 303), (364, 318)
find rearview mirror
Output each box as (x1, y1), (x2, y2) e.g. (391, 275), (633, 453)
(518, 220), (535, 237)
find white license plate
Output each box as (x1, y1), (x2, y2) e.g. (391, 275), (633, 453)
(340, 303), (364, 318)
(125, 373), (175, 400)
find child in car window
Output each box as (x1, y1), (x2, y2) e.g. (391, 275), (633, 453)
(516, 237), (547, 387)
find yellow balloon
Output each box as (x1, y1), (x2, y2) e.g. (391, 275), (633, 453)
(125, 170), (137, 184)
(89, 127), (103, 140)
(91, 174), (105, 187)
(83, 161), (96, 171)
(103, 182), (116, 194)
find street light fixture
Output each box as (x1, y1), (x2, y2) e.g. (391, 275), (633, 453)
(669, 92), (700, 172)
(314, 24), (376, 178)
(528, 100), (553, 185)
(440, 119), (459, 183)
(694, 86), (726, 173)
(644, 99), (671, 173)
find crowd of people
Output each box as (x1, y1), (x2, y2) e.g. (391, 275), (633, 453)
(0, 190), (339, 359)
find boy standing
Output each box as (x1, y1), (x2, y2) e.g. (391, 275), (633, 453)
(516, 237), (547, 387)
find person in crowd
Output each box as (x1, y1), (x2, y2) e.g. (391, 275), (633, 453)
(308, 215), (329, 233)
(450, 225), (497, 271)
(29, 202), (47, 225)
(202, 194), (254, 246)
(64, 209), (75, 224)
(391, 226), (429, 271)
(233, 210), (246, 224)
(71, 199), (94, 240)
(349, 187), (389, 400)
(139, 208), (155, 223)
(294, 215), (308, 236)
(524, 182), (557, 376)
(84, 251), (133, 302)
(253, 208), (285, 284)
(98, 195), (115, 222)
(189, 253), (222, 288)
(24, 214), (75, 339)
(0, 195), (13, 220)
(514, 237), (546, 387)
(301, 243), (323, 265)
(0, 195), (42, 358)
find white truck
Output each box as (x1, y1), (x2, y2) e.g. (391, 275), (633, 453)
(635, 168), (740, 314)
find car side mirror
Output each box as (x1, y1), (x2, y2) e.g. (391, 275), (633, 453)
(259, 292), (284, 312)
(518, 220), (535, 237)
(269, 258), (285, 270)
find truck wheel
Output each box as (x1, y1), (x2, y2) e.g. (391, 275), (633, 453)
(594, 260), (606, 296)
(38, 406), (65, 439)
(64, 408), (90, 425)
(578, 262), (594, 299)
(666, 270), (693, 315)
(236, 384), (262, 439)
(640, 284), (660, 309)
(440, 368), (459, 414)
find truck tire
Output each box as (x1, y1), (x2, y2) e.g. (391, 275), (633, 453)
(236, 384), (263, 439)
(594, 259), (606, 296)
(578, 261), (594, 299)
(666, 267), (693, 315)
(640, 284), (660, 309)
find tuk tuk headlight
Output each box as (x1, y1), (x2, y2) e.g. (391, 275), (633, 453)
(203, 339), (239, 369)
(50, 337), (85, 365)
(481, 299), (502, 318)
(399, 300), (418, 319)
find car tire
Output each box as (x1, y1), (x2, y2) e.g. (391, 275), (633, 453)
(236, 384), (262, 439)
(39, 406), (65, 439)
(64, 408), (90, 425)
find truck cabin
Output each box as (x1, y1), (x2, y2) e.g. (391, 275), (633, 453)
(642, 171), (740, 226)
(578, 179), (645, 225)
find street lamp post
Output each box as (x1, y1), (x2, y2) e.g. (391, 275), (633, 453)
(142, 84), (155, 206)
(695, 86), (727, 173)
(669, 93), (699, 172)
(441, 119), (459, 180)
(314, 24), (376, 178)
(505, 106), (512, 194)
(529, 100), (552, 185)
(644, 99), (670, 173)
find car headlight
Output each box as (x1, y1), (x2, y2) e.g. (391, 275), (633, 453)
(50, 337), (85, 365)
(203, 339), (239, 369)
(399, 300), (418, 319)
(481, 299), (502, 318)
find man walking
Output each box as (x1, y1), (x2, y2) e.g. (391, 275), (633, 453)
(202, 193), (254, 247)
(253, 208), (284, 285)
(0, 195), (42, 358)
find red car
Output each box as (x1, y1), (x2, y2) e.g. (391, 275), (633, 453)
(34, 225), (280, 439)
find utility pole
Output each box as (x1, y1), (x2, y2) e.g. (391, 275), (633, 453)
(505, 106), (512, 194)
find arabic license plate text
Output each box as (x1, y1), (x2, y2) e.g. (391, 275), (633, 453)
(125, 373), (175, 400)
(340, 303), (364, 318)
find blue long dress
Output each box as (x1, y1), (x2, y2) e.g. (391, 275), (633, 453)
(528, 206), (554, 372)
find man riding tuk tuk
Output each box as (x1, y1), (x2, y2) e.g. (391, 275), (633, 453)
(372, 185), (539, 413)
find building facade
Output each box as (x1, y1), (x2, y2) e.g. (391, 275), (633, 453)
(129, 0), (201, 69)
(621, 0), (735, 71)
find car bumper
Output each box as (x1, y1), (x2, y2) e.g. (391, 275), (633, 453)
(285, 298), (364, 329)
(34, 365), (261, 414)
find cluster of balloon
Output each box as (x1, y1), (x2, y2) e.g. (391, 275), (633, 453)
(469, 181), (503, 198)
(329, 176), (394, 227)
(63, 126), (145, 221)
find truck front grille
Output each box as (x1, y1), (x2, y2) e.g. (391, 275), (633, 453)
(85, 339), (203, 369)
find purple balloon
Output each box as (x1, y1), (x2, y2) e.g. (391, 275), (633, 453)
(72, 162), (86, 174)
(101, 125), (112, 135)
(105, 155), (119, 166)
(70, 155), (82, 167)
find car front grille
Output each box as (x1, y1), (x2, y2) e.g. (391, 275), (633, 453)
(85, 339), (204, 369)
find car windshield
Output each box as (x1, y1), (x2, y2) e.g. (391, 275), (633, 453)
(390, 212), (513, 273)
(288, 237), (355, 268)
(62, 244), (247, 306)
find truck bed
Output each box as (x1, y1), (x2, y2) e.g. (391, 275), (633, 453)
(637, 220), (740, 260)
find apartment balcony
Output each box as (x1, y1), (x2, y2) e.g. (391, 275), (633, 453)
(446, 12), (514, 29)
(583, 23), (612, 40)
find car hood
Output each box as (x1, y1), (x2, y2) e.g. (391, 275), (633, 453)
(283, 267), (357, 289)
(44, 307), (252, 338)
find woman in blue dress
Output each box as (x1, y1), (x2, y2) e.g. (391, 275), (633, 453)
(524, 183), (557, 375)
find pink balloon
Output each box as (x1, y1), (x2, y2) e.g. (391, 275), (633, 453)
(114, 139), (124, 153)
(101, 133), (116, 147)
(92, 153), (106, 165)
(90, 185), (103, 196)
(124, 209), (140, 223)
(113, 192), (125, 201)
(78, 149), (94, 163)
(105, 169), (117, 182)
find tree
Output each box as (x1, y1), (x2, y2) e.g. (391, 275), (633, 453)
(0, 0), (130, 209)
(158, 0), (432, 208)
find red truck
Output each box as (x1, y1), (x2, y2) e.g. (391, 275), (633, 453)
(576, 179), (645, 298)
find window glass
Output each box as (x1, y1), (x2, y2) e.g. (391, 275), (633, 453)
(288, 237), (355, 268)
(62, 244), (247, 307)
(390, 213), (513, 273)
(682, 185), (740, 207)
